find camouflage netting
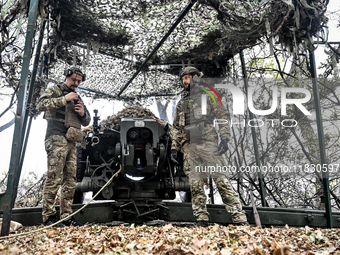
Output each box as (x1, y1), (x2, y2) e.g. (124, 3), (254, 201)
(91, 105), (167, 132)
(39, 0), (329, 100)
(46, 1), (228, 77)
(0, 0), (331, 106)
(201, 0), (329, 54)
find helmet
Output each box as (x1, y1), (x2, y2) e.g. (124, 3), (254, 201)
(179, 66), (202, 80)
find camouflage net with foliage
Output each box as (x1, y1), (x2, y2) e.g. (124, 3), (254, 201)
(0, 0), (331, 106)
(201, 0), (329, 54)
(98, 105), (167, 132)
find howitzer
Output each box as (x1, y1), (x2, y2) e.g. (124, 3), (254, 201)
(74, 111), (189, 204)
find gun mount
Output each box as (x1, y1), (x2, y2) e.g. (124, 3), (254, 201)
(74, 113), (189, 206)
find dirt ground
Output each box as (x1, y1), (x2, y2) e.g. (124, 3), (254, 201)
(1, 223), (340, 254)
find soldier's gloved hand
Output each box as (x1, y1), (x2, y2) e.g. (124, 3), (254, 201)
(215, 138), (229, 155)
(170, 149), (179, 165)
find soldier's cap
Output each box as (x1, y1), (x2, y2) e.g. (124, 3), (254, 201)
(179, 66), (203, 80)
(64, 66), (86, 81)
(70, 66), (83, 76)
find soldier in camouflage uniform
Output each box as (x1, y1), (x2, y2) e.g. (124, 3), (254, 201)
(170, 66), (248, 226)
(37, 67), (91, 227)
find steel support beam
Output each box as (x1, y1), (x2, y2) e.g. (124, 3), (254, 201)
(309, 51), (333, 228)
(0, 0), (40, 236)
(3, 202), (340, 228)
(240, 50), (267, 207)
(117, 0), (197, 97)
(19, 20), (46, 172)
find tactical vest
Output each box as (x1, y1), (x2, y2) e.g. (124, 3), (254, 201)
(180, 88), (214, 139)
(44, 84), (82, 129)
(181, 89), (207, 126)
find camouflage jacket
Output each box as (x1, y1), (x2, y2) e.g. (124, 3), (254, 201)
(171, 85), (231, 151)
(37, 83), (91, 139)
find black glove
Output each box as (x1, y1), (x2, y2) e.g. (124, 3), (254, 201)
(215, 138), (229, 155)
(170, 149), (179, 164)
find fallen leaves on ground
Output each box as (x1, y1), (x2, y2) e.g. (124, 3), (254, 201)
(1, 224), (340, 255)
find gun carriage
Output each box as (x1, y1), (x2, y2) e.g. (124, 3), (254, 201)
(74, 109), (190, 222)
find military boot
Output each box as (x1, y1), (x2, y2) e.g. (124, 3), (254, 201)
(43, 214), (65, 228)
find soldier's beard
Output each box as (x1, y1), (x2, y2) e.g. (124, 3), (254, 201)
(184, 83), (190, 91)
(70, 84), (78, 91)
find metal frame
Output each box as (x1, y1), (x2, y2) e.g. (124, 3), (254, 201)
(309, 51), (333, 228)
(0, 0), (42, 236)
(117, 0), (197, 97)
(240, 50), (267, 207)
(4, 201), (340, 228)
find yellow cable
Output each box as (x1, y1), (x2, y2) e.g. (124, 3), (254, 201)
(0, 167), (121, 239)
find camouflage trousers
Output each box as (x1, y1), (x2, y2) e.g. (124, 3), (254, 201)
(182, 141), (247, 223)
(42, 135), (77, 222)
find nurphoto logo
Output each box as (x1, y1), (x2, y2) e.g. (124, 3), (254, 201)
(199, 80), (312, 128)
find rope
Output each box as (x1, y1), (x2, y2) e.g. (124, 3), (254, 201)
(0, 167), (121, 240)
